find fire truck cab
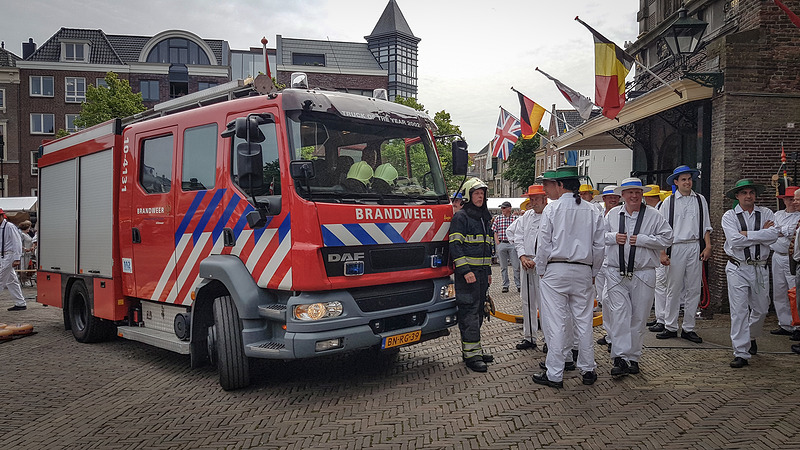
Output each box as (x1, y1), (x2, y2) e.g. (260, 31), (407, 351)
(37, 74), (464, 390)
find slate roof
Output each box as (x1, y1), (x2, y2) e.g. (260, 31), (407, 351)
(366, 0), (419, 41)
(279, 37), (383, 71)
(26, 27), (226, 65)
(0, 46), (21, 67)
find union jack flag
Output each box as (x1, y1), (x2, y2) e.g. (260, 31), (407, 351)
(491, 108), (521, 160)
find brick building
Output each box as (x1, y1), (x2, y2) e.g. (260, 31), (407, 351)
(548, 0), (800, 310)
(0, 43), (21, 197)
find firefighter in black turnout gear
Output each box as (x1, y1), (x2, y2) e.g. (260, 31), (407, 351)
(449, 177), (494, 372)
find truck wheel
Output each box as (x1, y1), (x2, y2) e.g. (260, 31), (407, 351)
(68, 281), (114, 343)
(211, 295), (250, 390)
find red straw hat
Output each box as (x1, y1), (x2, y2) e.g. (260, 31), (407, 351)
(779, 186), (800, 198)
(522, 184), (546, 197)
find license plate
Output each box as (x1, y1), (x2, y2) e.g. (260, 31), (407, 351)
(382, 330), (421, 349)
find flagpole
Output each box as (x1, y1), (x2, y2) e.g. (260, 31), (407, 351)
(534, 67), (598, 110)
(574, 16), (683, 99)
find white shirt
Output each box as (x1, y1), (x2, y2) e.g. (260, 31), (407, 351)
(0, 219), (22, 261)
(604, 204), (674, 271)
(507, 209), (542, 258)
(658, 190), (712, 243)
(770, 209), (800, 254)
(534, 193), (605, 276)
(722, 205), (778, 261)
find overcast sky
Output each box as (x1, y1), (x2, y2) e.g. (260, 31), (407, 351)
(1, 0), (639, 152)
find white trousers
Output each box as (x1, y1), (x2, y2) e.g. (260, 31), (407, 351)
(596, 264), (612, 340)
(520, 267), (540, 342)
(653, 264), (667, 323)
(0, 256), (25, 306)
(771, 253), (796, 331)
(726, 262), (769, 359)
(665, 242), (702, 332)
(605, 269), (655, 362)
(539, 263), (596, 381)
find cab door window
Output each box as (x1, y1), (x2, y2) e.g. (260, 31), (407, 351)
(231, 121), (280, 196)
(140, 134), (173, 194)
(182, 124), (217, 191)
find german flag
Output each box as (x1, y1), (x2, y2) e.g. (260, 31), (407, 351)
(516, 91), (546, 139)
(576, 17), (634, 120)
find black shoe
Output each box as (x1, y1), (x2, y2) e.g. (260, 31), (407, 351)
(770, 327), (793, 336)
(648, 323), (665, 332)
(501, 287), (509, 293)
(582, 371), (598, 385)
(791, 330), (800, 342)
(596, 336), (609, 346)
(681, 330), (703, 344)
(611, 357), (629, 377)
(465, 356), (488, 372)
(572, 349), (579, 363)
(748, 340), (757, 355)
(532, 371), (563, 388)
(656, 329), (678, 339)
(646, 319), (657, 327)
(482, 353), (494, 363)
(730, 357), (749, 368)
(628, 361), (640, 374)
(538, 360), (576, 371)
(542, 343), (548, 354)
(516, 339), (535, 350)
(792, 344), (800, 354)
(7, 305), (26, 311)
(517, 287), (521, 293)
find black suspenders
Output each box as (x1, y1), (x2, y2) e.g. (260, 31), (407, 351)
(618, 204), (647, 276)
(736, 210), (761, 262)
(666, 193), (704, 256)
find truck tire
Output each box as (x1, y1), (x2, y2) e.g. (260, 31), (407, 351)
(68, 281), (114, 343)
(212, 295), (250, 390)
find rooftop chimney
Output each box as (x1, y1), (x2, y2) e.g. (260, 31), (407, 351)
(22, 38), (36, 60)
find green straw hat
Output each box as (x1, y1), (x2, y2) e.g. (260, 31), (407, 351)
(725, 179), (766, 199)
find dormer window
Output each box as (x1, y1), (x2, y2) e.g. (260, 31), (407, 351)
(61, 42), (90, 62)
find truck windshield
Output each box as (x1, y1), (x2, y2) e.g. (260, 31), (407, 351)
(287, 112), (448, 205)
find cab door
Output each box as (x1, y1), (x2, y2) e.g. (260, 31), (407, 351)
(129, 126), (177, 301)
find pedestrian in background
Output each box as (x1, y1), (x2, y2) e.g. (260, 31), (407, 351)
(493, 200), (520, 293)
(769, 186), (800, 338)
(1, 209), (27, 311)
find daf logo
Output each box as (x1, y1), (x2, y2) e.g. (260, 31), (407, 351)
(327, 252), (365, 263)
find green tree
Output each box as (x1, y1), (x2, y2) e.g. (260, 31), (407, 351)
(502, 127), (546, 193)
(394, 96), (464, 193)
(74, 72), (146, 129)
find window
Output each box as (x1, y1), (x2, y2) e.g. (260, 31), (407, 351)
(30, 114), (55, 134)
(31, 151), (38, 176)
(0, 89), (4, 111)
(62, 42), (88, 62)
(232, 118), (281, 197)
(96, 78), (108, 88)
(292, 53), (325, 66)
(140, 80), (159, 101)
(146, 38), (211, 65)
(140, 135), (173, 194)
(198, 81), (217, 91)
(66, 114), (81, 133)
(65, 77), (86, 103)
(30, 76), (54, 97)
(182, 124), (217, 191)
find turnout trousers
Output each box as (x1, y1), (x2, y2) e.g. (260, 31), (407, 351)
(604, 269), (656, 363)
(726, 261), (769, 359)
(665, 242), (702, 333)
(455, 266), (490, 360)
(539, 263), (596, 382)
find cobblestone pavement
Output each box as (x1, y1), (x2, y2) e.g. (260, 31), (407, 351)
(1, 268), (800, 449)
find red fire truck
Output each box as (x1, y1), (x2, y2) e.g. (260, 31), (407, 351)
(37, 74), (464, 390)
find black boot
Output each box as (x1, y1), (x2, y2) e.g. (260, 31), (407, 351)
(611, 357), (629, 378)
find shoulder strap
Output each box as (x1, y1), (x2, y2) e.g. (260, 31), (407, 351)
(619, 205), (647, 275)
(697, 194), (705, 252)
(666, 196), (675, 257)
(618, 210), (626, 274)
(737, 210), (762, 261)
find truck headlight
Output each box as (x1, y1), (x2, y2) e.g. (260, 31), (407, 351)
(440, 283), (456, 300)
(294, 301), (343, 321)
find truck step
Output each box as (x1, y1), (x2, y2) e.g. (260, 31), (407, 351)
(246, 340), (289, 356)
(117, 326), (190, 355)
(257, 304), (287, 321)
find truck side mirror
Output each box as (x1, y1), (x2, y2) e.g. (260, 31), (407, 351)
(290, 160), (316, 180)
(237, 143), (264, 189)
(452, 140), (468, 175)
(234, 116), (266, 143)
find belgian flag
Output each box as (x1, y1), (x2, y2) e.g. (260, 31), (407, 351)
(576, 17), (634, 120)
(516, 91), (545, 140)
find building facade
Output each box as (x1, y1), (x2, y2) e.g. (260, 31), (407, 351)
(0, 43), (21, 197)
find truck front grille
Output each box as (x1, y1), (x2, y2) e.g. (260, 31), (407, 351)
(350, 280), (434, 313)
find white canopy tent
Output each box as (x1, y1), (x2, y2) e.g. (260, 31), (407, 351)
(0, 197), (38, 212)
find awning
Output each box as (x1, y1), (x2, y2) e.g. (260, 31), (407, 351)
(0, 197), (38, 212)
(550, 79), (713, 150)
(487, 197), (525, 210)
